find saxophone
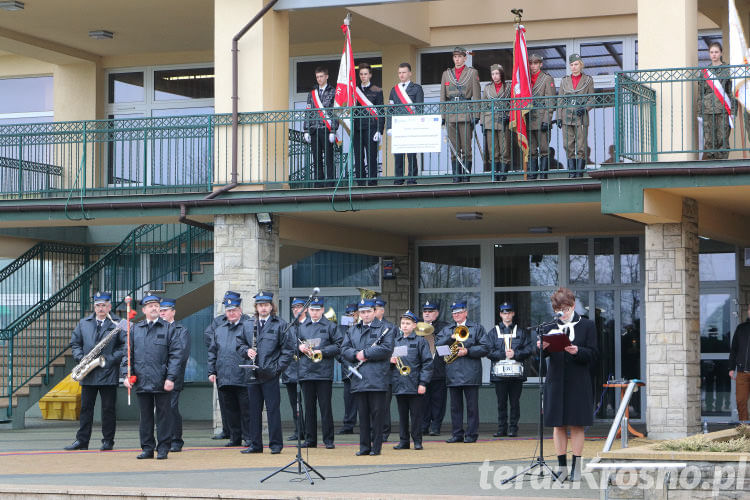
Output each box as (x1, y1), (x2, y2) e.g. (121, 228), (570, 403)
(71, 316), (126, 382)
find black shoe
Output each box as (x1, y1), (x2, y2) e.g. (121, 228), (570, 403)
(287, 433), (299, 441)
(301, 441), (317, 448)
(414, 443), (423, 450)
(64, 440), (88, 451)
(137, 451), (154, 459)
(225, 440), (242, 447)
(170, 443), (183, 452)
(508, 428), (518, 438)
(393, 443), (409, 450)
(99, 441), (114, 451)
(270, 448), (282, 454)
(212, 432), (227, 440)
(464, 437), (477, 443)
(325, 443), (335, 449)
(369, 451), (381, 456)
(156, 451), (168, 460)
(382, 434), (390, 442)
(336, 428), (354, 435)
(493, 429), (507, 437)
(446, 436), (463, 443)
(241, 447), (263, 454)
(355, 449), (371, 456)
(428, 430), (440, 436)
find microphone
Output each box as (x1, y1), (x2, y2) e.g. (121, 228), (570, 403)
(553, 311), (564, 319)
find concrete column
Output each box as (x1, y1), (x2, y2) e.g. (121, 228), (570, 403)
(645, 197), (701, 439)
(211, 213), (280, 432)
(637, 0), (698, 161)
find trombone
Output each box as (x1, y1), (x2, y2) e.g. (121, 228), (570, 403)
(444, 325), (470, 364)
(298, 338), (323, 363)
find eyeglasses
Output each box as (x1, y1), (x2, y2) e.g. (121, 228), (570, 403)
(554, 306), (573, 314)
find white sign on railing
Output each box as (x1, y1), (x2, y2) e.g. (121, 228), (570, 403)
(391, 114), (442, 154)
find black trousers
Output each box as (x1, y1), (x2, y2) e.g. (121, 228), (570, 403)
(218, 385), (251, 443)
(493, 379), (523, 430)
(137, 391), (173, 454)
(394, 153), (418, 183)
(382, 383), (392, 440)
(422, 378), (447, 433)
(301, 379), (334, 446)
(170, 390), (183, 446)
(216, 385), (229, 436)
(449, 386), (479, 441)
(310, 128), (335, 186)
(356, 391), (386, 454)
(285, 382), (305, 438)
(76, 385), (117, 445)
(247, 377), (283, 451)
(342, 378), (358, 430)
(352, 125), (379, 185)
(396, 394), (424, 445)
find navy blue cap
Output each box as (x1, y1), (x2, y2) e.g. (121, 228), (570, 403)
(291, 297), (306, 307)
(93, 291), (112, 304)
(142, 293), (161, 305)
(309, 296), (324, 309)
(345, 303), (357, 314)
(422, 300), (439, 311)
(400, 310), (418, 323)
(160, 298), (176, 309)
(374, 298), (386, 308)
(498, 301), (514, 312)
(224, 290), (241, 299)
(450, 300), (467, 311)
(253, 290), (273, 303)
(358, 298), (375, 310)
(223, 296), (242, 310)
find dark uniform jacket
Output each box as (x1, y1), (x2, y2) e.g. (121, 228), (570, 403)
(305, 84), (338, 132)
(120, 318), (183, 393)
(387, 81), (424, 128)
(297, 316), (341, 381)
(529, 71), (557, 129)
(423, 319), (449, 380)
(440, 65), (481, 123)
(71, 313), (125, 386)
(341, 318), (395, 393)
(487, 322), (532, 382)
(236, 315), (294, 384)
(436, 320), (490, 387)
(208, 317), (253, 388)
(336, 322), (357, 380)
(558, 73), (595, 126)
(171, 321), (191, 391)
(354, 83), (385, 133)
(698, 65), (734, 115)
(281, 315), (306, 384)
(729, 320), (750, 372)
(391, 332), (433, 395)
(481, 81), (512, 129)
(204, 312), (251, 349)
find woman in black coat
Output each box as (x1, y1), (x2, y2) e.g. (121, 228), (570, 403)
(539, 287), (598, 481)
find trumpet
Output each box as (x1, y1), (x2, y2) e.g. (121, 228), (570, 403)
(299, 338), (323, 363)
(395, 356), (411, 376)
(444, 325), (470, 364)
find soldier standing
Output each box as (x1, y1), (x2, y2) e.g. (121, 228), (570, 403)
(527, 54), (557, 179)
(481, 64), (512, 181)
(558, 54), (594, 178)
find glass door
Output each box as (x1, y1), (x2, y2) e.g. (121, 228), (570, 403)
(700, 289), (737, 420)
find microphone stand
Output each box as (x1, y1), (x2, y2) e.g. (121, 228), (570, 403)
(502, 316), (563, 484)
(261, 288), (325, 485)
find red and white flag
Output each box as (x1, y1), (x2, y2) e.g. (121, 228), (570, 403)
(334, 17), (355, 108)
(729, 0), (750, 111)
(509, 24), (532, 161)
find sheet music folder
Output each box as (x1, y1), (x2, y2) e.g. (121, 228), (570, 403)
(541, 332), (571, 353)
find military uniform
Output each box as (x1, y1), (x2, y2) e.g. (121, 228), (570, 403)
(558, 54), (594, 177)
(421, 311), (449, 436)
(527, 55), (557, 179)
(481, 73), (512, 180)
(353, 82), (384, 185)
(388, 81), (424, 184)
(68, 292), (124, 451)
(698, 64), (733, 160)
(440, 47), (481, 182)
(305, 84), (338, 187)
(337, 304), (359, 434)
(164, 301), (191, 452)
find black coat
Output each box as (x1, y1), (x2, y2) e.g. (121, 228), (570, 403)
(354, 83), (385, 133)
(391, 332), (433, 395)
(207, 318), (253, 388)
(542, 314), (599, 427)
(204, 312), (251, 349)
(281, 316), (306, 384)
(296, 316), (341, 381)
(341, 319), (394, 392)
(387, 81), (424, 128)
(336, 322), (357, 381)
(436, 321), (490, 387)
(120, 318), (183, 393)
(236, 315), (294, 384)
(305, 84), (338, 131)
(171, 322), (192, 391)
(487, 322), (532, 382)
(729, 320), (750, 372)
(70, 313), (125, 386)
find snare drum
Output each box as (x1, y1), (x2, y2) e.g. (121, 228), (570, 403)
(491, 360), (524, 378)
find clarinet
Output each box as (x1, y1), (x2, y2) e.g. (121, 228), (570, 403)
(347, 327), (390, 380)
(239, 315), (259, 377)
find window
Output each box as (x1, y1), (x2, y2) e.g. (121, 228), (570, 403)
(580, 41), (623, 76)
(108, 72), (144, 104)
(292, 251), (379, 288)
(699, 239), (736, 282)
(154, 67), (214, 101)
(419, 245), (480, 288)
(495, 242), (559, 287)
(0, 76), (53, 126)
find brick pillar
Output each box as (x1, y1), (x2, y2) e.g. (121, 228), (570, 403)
(645, 197), (700, 439)
(211, 213), (279, 433)
(380, 253), (411, 324)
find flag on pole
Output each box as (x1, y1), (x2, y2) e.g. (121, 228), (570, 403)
(334, 16), (355, 108)
(509, 23), (532, 162)
(729, 0), (750, 110)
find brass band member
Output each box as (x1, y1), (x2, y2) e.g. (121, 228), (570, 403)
(158, 298), (191, 453)
(558, 53), (594, 178)
(375, 297), (395, 443)
(527, 53), (557, 179)
(341, 298), (395, 456)
(336, 303), (359, 434)
(391, 310), (433, 450)
(65, 291), (124, 451)
(420, 300), (449, 436)
(436, 300), (490, 443)
(282, 297), (307, 442)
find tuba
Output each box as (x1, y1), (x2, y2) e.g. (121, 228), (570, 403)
(324, 307), (337, 323)
(444, 325), (470, 364)
(357, 287), (378, 300)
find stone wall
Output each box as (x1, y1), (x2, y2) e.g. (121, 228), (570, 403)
(378, 251), (411, 324)
(645, 197), (701, 439)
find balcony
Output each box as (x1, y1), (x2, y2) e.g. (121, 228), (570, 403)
(0, 66), (748, 203)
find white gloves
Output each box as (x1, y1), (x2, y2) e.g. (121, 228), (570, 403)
(328, 133), (336, 143)
(303, 132), (311, 143)
(386, 129), (392, 136)
(373, 131), (381, 142)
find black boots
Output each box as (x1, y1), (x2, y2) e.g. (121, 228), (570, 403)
(527, 156), (538, 180)
(539, 156), (549, 180)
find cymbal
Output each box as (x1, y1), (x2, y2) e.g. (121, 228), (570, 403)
(415, 322), (434, 336)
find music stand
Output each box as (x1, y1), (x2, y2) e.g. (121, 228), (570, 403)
(261, 291), (325, 485)
(501, 318), (562, 485)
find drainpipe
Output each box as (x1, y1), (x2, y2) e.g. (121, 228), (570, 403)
(205, 0), (280, 200)
(179, 203), (214, 232)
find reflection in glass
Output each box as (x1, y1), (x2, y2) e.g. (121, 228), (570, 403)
(700, 293), (731, 353)
(620, 237), (640, 284)
(420, 246), (480, 288)
(292, 251), (379, 288)
(419, 292), (480, 329)
(594, 291), (615, 419)
(568, 239), (589, 284)
(580, 41), (623, 76)
(494, 243), (558, 287)
(621, 289), (641, 418)
(108, 72), (144, 103)
(699, 253), (736, 282)
(594, 238), (614, 284)
(154, 68), (214, 101)
(0, 76), (53, 113)
(701, 359), (731, 416)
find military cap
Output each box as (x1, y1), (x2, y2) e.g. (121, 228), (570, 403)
(568, 53), (582, 63)
(224, 290), (241, 299)
(160, 298), (176, 309)
(309, 296), (324, 309)
(400, 310), (418, 323)
(498, 301), (514, 312)
(374, 298), (387, 308)
(142, 293), (161, 305)
(253, 290), (273, 303)
(291, 297), (306, 307)
(450, 300), (467, 312)
(358, 298), (375, 310)
(223, 296), (242, 310)
(490, 64), (504, 73)
(452, 46), (467, 55)
(93, 291), (112, 304)
(529, 53), (544, 62)
(345, 303), (357, 314)
(422, 300), (440, 311)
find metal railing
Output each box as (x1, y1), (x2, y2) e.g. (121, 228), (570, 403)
(0, 223), (213, 415)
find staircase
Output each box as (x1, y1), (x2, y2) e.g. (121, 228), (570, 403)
(0, 224), (213, 428)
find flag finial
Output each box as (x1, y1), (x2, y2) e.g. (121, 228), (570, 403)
(344, 12), (351, 26)
(511, 8), (523, 24)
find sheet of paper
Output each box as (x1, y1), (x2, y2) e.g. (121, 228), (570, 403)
(391, 114), (442, 153)
(436, 345), (452, 356)
(393, 345), (408, 357)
